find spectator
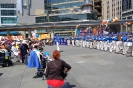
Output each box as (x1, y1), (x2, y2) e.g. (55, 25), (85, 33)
(19, 40), (29, 64)
(45, 50), (71, 88)
(1, 42), (6, 49)
(11, 42), (18, 56)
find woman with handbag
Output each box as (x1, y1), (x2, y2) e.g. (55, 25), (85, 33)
(45, 50), (71, 88)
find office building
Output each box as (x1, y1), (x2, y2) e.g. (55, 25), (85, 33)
(35, 0), (97, 36)
(0, 0), (45, 36)
(121, 0), (133, 20)
(0, 0), (20, 36)
(0, 0), (100, 37)
(35, 0), (97, 23)
(102, 0), (121, 20)
(0, 0), (18, 26)
(93, 0), (102, 20)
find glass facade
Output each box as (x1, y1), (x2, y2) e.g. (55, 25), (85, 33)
(127, 16), (132, 19)
(35, 16), (47, 23)
(1, 10), (16, 16)
(0, 4), (17, 25)
(52, 2), (84, 10)
(47, 0), (81, 4)
(122, 0), (132, 11)
(1, 17), (17, 24)
(37, 29), (47, 33)
(122, 11), (133, 17)
(0, 4), (16, 8)
(35, 13), (97, 23)
(45, 0), (85, 14)
(37, 0), (96, 23)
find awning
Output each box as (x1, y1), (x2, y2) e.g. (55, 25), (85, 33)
(0, 31), (21, 35)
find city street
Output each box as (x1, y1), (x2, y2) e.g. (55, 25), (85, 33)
(0, 45), (133, 88)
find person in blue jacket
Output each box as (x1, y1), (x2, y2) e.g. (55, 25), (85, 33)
(89, 35), (93, 49)
(122, 32), (128, 55)
(27, 44), (42, 73)
(108, 34), (113, 52)
(100, 35), (105, 51)
(93, 35), (97, 49)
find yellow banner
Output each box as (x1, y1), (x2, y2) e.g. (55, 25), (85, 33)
(38, 34), (50, 40)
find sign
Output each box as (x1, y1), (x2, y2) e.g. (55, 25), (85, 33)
(38, 34), (50, 40)
(10, 35), (24, 40)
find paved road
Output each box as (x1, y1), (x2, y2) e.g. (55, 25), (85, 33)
(0, 45), (133, 88)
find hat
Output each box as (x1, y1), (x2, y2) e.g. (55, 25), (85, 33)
(16, 42), (20, 45)
(12, 42), (15, 45)
(22, 40), (27, 44)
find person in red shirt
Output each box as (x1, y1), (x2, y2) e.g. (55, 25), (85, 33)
(45, 50), (71, 88)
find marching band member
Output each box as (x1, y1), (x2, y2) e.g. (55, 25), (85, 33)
(126, 34), (132, 56)
(121, 33), (128, 55)
(72, 37), (75, 47)
(108, 34), (113, 53)
(83, 36), (87, 48)
(97, 35), (100, 50)
(89, 35), (93, 49)
(100, 35), (104, 51)
(112, 34), (118, 51)
(131, 33), (133, 56)
(104, 34), (109, 52)
(116, 33), (123, 53)
(93, 34), (97, 49)
(67, 37), (70, 46)
(79, 37), (81, 47)
(86, 37), (89, 48)
(99, 35), (103, 50)
(75, 37), (78, 47)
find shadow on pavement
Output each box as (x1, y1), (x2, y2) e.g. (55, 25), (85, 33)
(66, 82), (76, 88)
(0, 73), (3, 76)
(13, 62), (23, 65)
(33, 75), (42, 79)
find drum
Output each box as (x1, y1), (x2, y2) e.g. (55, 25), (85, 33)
(126, 42), (132, 46)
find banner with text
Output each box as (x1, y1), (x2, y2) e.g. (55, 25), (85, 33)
(38, 34), (50, 40)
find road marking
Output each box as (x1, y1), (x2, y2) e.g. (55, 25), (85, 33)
(77, 61), (85, 63)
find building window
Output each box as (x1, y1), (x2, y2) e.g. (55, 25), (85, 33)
(35, 17), (46, 23)
(108, 1), (109, 4)
(52, 2), (83, 10)
(118, 7), (119, 10)
(122, 0), (132, 11)
(127, 16), (132, 19)
(35, 13), (97, 23)
(1, 10), (16, 16)
(1, 17), (17, 24)
(0, 4), (16, 8)
(122, 17), (126, 20)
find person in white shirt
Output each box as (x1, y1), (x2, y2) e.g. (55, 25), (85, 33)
(11, 42), (18, 56)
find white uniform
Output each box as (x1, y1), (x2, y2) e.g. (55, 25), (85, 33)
(56, 42), (60, 51)
(72, 38), (75, 47)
